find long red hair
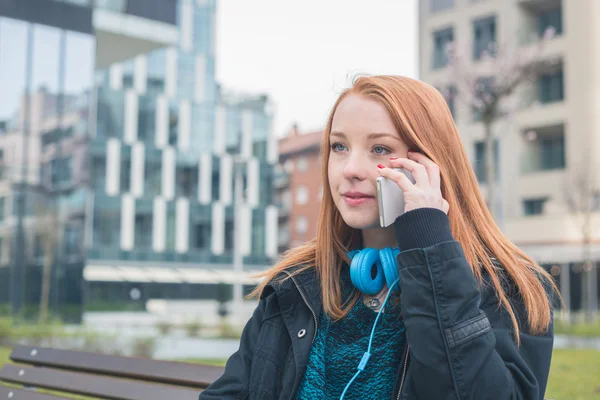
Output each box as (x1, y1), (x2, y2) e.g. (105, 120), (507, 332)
(251, 75), (558, 342)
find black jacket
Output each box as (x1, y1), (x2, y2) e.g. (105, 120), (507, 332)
(199, 208), (554, 400)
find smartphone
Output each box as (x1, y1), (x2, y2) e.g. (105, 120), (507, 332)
(376, 168), (415, 227)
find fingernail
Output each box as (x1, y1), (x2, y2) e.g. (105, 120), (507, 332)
(390, 157), (397, 160)
(377, 164), (385, 169)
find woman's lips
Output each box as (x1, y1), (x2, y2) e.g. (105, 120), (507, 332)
(342, 195), (375, 206)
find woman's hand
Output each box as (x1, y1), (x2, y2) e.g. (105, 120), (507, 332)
(377, 151), (450, 214)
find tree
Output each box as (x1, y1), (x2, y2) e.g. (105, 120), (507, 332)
(446, 27), (558, 219)
(563, 157), (600, 322)
(34, 193), (59, 324)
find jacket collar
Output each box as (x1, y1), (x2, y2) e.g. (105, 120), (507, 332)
(264, 265), (323, 314)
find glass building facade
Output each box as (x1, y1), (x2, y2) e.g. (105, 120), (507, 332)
(0, 0), (277, 321)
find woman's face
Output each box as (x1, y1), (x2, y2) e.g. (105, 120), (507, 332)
(328, 94), (410, 229)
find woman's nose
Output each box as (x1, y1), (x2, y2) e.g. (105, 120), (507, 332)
(343, 155), (368, 181)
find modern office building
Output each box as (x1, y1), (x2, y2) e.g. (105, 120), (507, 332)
(419, 0), (599, 311)
(0, 0), (277, 321)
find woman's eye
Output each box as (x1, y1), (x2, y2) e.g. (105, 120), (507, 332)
(373, 145), (391, 155)
(330, 142), (347, 152)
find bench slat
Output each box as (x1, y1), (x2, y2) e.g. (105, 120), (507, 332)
(0, 385), (68, 399)
(0, 365), (201, 400)
(10, 345), (223, 389)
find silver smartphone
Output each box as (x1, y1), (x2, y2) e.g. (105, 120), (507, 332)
(376, 168), (415, 227)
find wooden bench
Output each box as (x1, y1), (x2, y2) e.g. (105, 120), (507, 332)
(0, 345), (225, 400)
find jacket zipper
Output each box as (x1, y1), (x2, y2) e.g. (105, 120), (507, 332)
(283, 271), (318, 343)
(396, 345), (410, 400)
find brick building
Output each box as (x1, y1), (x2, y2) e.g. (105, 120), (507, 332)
(276, 127), (324, 252)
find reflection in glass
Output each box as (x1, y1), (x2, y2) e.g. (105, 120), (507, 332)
(96, 87), (124, 138)
(122, 59), (135, 89)
(134, 213), (152, 248)
(32, 25), (61, 119)
(93, 205), (120, 247)
(0, 18), (29, 128)
(252, 209), (265, 255)
(121, 156), (131, 193)
(165, 205), (175, 250)
(144, 153), (161, 197)
(91, 155), (106, 190)
(64, 31), (94, 96)
(147, 49), (166, 94)
(191, 205), (211, 250)
(168, 100), (178, 146)
(176, 162), (198, 198)
(95, 0), (126, 13)
(191, 104), (214, 153)
(138, 94), (156, 144)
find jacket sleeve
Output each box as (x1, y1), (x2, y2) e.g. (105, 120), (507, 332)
(393, 208), (554, 400)
(199, 296), (267, 400)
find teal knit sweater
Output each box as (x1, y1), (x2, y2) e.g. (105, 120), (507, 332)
(295, 270), (406, 399)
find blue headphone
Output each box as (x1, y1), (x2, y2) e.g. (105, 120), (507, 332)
(347, 248), (401, 295)
(340, 247), (404, 400)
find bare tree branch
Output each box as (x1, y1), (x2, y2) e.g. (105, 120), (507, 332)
(445, 26), (558, 218)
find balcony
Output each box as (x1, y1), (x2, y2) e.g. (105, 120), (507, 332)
(517, 0), (562, 45)
(93, 0), (178, 68)
(520, 123), (566, 175)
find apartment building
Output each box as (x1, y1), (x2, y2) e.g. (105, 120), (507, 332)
(419, 0), (600, 311)
(276, 127), (324, 252)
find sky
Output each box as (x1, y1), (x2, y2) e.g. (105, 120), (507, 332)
(215, 0), (419, 137)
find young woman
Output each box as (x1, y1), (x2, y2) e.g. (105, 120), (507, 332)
(199, 75), (558, 400)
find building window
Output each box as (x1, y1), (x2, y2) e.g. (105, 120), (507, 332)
(284, 159), (294, 173)
(165, 207), (176, 251)
(430, 0), (454, 13)
(224, 219), (234, 251)
(473, 140), (499, 183)
(50, 157), (72, 186)
(33, 234), (44, 260)
(592, 192), (600, 212)
(91, 156), (106, 190)
(296, 156), (308, 172)
(296, 185), (309, 205)
(473, 15), (496, 60)
(134, 214), (152, 248)
(432, 27), (454, 69)
(176, 164), (198, 198)
(93, 207), (120, 247)
(144, 157), (162, 197)
(64, 224), (82, 257)
(121, 157), (131, 193)
(193, 222), (211, 249)
(537, 69), (564, 104)
(521, 125), (566, 173)
(168, 101), (178, 146)
(537, 7), (563, 37)
(523, 198), (547, 216)
(437, 85), (457, 118)
(137, 94), (156, 144)
(251, 209), (266, 255)
(296, 216), (308, 234)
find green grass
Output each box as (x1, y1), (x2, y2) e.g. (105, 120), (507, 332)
(546, 348), (600, 400)
(554, 318), (600, 338)
(2, 346), (599, 399)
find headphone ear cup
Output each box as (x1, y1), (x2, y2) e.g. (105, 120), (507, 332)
(349, 248), (384, 295)
(379, 248), (400, 290)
